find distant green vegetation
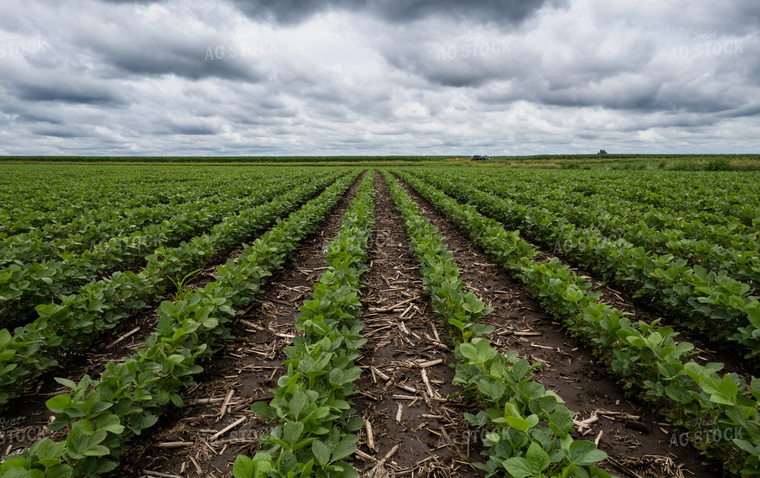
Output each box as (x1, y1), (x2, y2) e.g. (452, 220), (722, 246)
(0, 155), (448, 163)
(500, 154), (760, 171)
(494, 153), (757, 161)
(1, 162), (759, 476)
(1, 153), (758, 171)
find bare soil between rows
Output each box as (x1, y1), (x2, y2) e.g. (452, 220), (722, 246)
(0, 171), (732, 478)
(397, 175), (722, 478)
(0, 182), (337, 455)
(115, 173), (364, 477)
(349, 172), (482, 477)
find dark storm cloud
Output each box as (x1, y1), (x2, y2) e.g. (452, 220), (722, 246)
(105, 45), (261, 81)
(382, 51), (508, 88)
(687, 3), (760, 35)
(734, 3), (760, 23)
(373, 3), (759, 123)
(67, 14), (264, 81)
(170, 125), (219, 135)
(15, 80), (125, 105)
(231, 0), (563, 25)
(158, 117), (223, 135)
(31, 127), (87, 138)
(230, 0), (337, 24)
(517, 75), (745, 115)
(724, 102), (760, 118)
(369, 0), (566, 23)
(16, 113), (64, 125)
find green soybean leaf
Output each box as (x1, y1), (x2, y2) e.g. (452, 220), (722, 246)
(282, 421), (304, 446)
(46, 395), (72, 411)
(312, 440), (331, 466)
(568, 440), (608, 466)
(289, 392), (309, 420)
(505, 416), (532, 432)
(332, 436), (358, 462)
(526, 442), (550, 473)
(503, 457), (533, 478)
(96, 414), (125, 434)
(250, 401), (271, 419)
(232, 456), (254, 478)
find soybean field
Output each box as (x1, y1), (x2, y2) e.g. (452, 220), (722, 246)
(1, 163), (759, 478)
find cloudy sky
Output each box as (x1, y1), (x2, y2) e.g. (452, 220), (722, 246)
(0, 0), (758, 156)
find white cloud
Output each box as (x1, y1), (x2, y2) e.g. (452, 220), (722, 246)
(0, 0), (757, 155)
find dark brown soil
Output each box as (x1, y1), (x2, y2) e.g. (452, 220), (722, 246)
(1, 171), (737, 478)
(349, 172), (482, 477)
(481, 196), (752, 378)
(115, 173), (363, 477)
(0, 184), (331, 455)
(0, 235), (256, 454)
(397, 177), (722, 478)
(558, 259), (753, 379)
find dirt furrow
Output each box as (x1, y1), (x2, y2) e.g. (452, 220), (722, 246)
(114, 174), (365, 477)
(554, 256), (753, 378)
(1, 183), (340, 455)
(350, 173), (482, 477)
(398, 179), (721, 478)
(419, 175), (751, 377)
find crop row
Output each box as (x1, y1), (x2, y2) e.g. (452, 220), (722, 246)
(0, 172), (360, 477)
(463, 170), (760, 294)
(0, 173), (328, 328)
(0, 179), (296, 266)
(411, 170), (760, 359)
(0, 172), (345, 405)
(0, 165), (258, 239)
(384, 171), (610, 478)
(235, 172), (376, 477)
(470, 168), (760, 227)
(0, 176), (263, 267)
(0, 175), (178, 237)
(396, 170), (760, 476)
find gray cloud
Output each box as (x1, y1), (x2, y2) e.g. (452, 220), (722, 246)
(0, 0), (757, 155)
(369, 0), (562, 23)
(230, 0), (563, 25)
(15, 80), (125, 105)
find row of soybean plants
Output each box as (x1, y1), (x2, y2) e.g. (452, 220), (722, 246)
(0, 171), (347, 405)
(412, 169), (760, 360)
(235, 171), (609, 478)
(396, 170), (760, 477)
(0, 171), (360, 477)
(486, 168), (759, 227)
(465, 168), (759, 281)
(473, 167), (758, 257)
(0, 170), (331, 327)
(0, 172), (238, 266)
(381, 171), (610, 478)
(234, 172), (376, 478)
(0, 164), (267, 247)
(469, 167), (759, 247)
(462, 168), (760, 295)
(0, 164), (202, 237)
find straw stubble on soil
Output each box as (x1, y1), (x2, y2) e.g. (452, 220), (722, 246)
(350, 172), (481, 477)
(115, 175), (364, 477)
(397, 176), (722, 478)
(1, 186), (337, 454)
(2, 170), (730, 478)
